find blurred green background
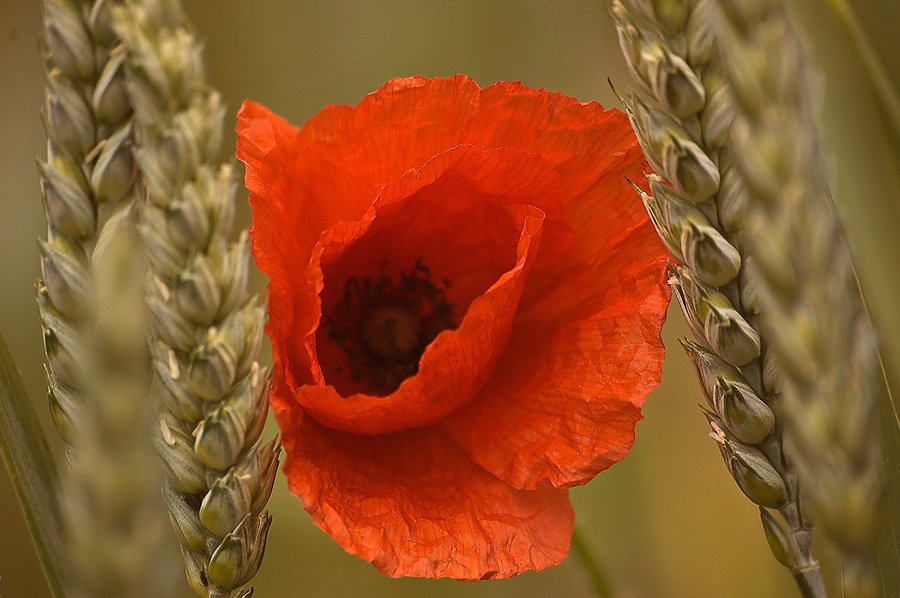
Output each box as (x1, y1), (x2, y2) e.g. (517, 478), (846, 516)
(2, 1), (899, 597)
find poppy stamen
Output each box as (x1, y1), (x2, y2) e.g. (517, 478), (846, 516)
(325, 259), (457, 394)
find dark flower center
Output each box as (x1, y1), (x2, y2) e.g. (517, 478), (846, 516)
(325, 260), (457, 395)
(362, 306), (421, 361)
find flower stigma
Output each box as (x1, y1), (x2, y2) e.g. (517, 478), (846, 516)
(325, 259), (457, 395)
(362, 305), (421, 361)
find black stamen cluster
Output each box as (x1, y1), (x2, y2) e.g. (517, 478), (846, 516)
(325, 258), (457, 395)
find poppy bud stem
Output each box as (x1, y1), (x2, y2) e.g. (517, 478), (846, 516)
(570, 522), (614, 598)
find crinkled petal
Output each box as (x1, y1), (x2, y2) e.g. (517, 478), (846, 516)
(237, 99), (382, 267)
(428, 94), (673, 491)
(445, 223), (670, 490)
(272, 390), (574, 580)
(284, 145), (563, 435)
(239, 75), (672, 580)
(238, 77), (640, 268)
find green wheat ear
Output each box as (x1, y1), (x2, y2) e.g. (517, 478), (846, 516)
(39, 0), (178, 596)
(717, 2), (884, 595)
(63, 204), (179, 598)
(107, 1), (279, 596)
(38, 0), (278, 595)
(40, 0), (138, 447)
(611, 1), (885, 597)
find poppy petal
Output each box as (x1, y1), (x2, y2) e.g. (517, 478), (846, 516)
(445, 220), (670, 490)
(239, 75), (673, 580)
(296, 146), (560, 435)
(273, 397), (575, 580)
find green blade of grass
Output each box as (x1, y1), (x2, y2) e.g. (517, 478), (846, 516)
(0, 329), (68, 598)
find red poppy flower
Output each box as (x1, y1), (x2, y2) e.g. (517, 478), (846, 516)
(236, 75), (670, 580)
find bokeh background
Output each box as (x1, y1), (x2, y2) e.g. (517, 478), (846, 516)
(2, 1), (899, 597)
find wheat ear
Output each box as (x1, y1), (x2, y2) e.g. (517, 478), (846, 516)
(39, 0), (137, 445)
(110, 1), (278, 596)
(610, 1), (883, 596)
(716, 2), (884, 596)
(39, 1), (185, 595)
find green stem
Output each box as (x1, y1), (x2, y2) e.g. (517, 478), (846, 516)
(0, 330), (68, 598)
(570, 521), (614, 598)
